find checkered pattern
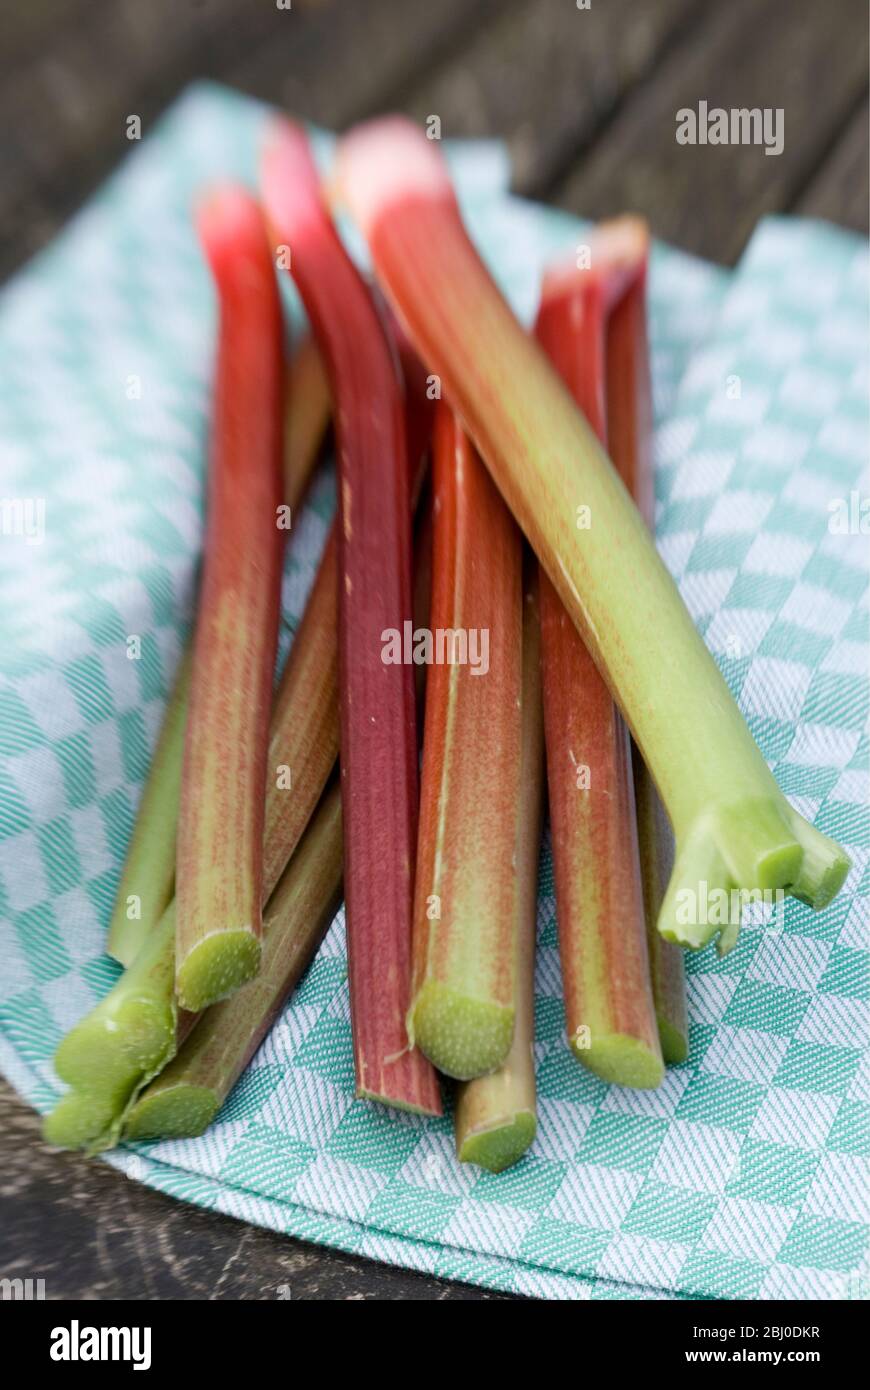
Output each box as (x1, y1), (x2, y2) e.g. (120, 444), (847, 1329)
(0, 85), (866, 1301)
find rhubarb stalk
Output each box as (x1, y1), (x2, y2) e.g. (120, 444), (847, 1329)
(602, 231), (688, 1062)
(106, 652), (190, 968)
(124, 784), (343, 1141)
(410, 406), (523, 1079)
(262, 120), (440, 1114)
(336, 120), (849, 953)
(282, 332), (331, 504)
(535, 236), (663, 1089)
(105, 335), (327, 969)
(44, 518), (341, 1151)
(174, 187), (285, 1011)
(454, 564), (543, 1169)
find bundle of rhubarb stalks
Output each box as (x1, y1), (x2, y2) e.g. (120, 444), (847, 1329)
(44, 118), (850, 1175)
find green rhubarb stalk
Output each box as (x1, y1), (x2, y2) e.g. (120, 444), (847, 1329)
(455, 564), (544, 1171)
(336, 119), (850, 953)
(633, 760), (688, 1062)
(409, 405), (523, 1079)
(104, 335), (328, 969)
(174, 186), (285, 1011)
(43, 903), (178, 1151)
(106, 653), (190, 967)
(124, 785), (343, 1141)
(43, 516), (341, 1153)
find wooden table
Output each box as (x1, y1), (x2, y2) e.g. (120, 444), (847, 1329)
(1, 0), (867, 1301)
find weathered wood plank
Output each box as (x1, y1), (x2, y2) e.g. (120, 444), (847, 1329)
(401, 0), (698, 198)
(0, 0), (500, 280)
(0, 1), (282, 277)
(553, 0), (869, 263)
(227, 0), (507, 129)
(796, 97), (869, 236)
(0, 0), (273, 186)
(0, 0), (100, 77)
(0, 1082), (513, 1300)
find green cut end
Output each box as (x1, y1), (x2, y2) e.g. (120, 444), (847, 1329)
(801, 848), (850, 910)
(124, 1084), (219, 1141)
(788, 816), (852, 910)
(657, 1016), (689, 1066)
(53, 997), (175, 1092)
(458, 1111), (536, 1174)
(42, 1086), (129, 1152)
(570, 1032), (664, 1090)
(755, 840), (803, 893)
(176, 929), (261, 1012)
(410, 981), (514, 1080)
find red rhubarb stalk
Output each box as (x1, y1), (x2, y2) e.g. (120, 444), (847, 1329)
(410, 405), (523, 1079)
(262, 120), (440, 1115)
(454, 564), (544, 1168)
(601, 227), (688, 1062)
(535, 224), (662, 1088)
(106, 336), (327, 969)
(282, 332), (330, 504)
(336, 119), (849, 954)
(174, 186), (285, 1011)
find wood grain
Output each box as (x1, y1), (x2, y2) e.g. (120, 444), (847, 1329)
(797, 95), (870, 235)
(402, 0), (699, 197)
(553, 0), (870, 263)
(229, 0), (512, 129)
(0, 1080), (513, 1300)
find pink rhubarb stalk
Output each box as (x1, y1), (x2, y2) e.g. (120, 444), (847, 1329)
(262, 120), (440, 1115)
(336, 119), (849, 954)
(174, 187), (285, 1011)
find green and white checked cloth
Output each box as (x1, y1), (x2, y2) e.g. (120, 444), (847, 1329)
(0, 84), (866, 1302)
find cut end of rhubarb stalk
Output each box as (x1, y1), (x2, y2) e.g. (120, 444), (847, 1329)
(658, 797), (850, 954)
(125, 1084), (219, 1141)
(44, 997), (176, 1152)
(42, 1090), (127, 1153)
(53, 999), (174, 1094)
(540, 215), (649, 310)
(787, 808), (852, 910)
(409, 981), (514, 1081)
(334, 117), (452, 238)
(457, 1110), (536, 1175)
(45, 904), (179, 1150)
(262, 121), (331, 245)
(196, 183), (272, 274)
(570, 1030), (665, 1091)
(175, 929), (261, 1013)
(658, 1017), (689, 1066)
